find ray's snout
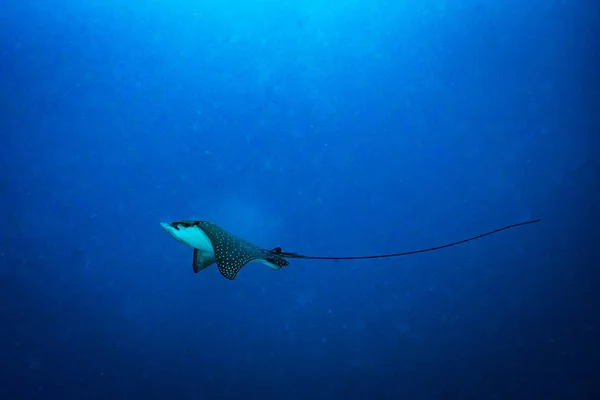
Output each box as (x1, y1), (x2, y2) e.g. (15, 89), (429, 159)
(160, 222), (179, 239)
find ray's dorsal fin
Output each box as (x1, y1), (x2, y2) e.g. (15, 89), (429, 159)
(195, 221), (289, 280)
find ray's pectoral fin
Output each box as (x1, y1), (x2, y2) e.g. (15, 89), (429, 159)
(193, 248), (215, 274)
(215, 250), (250, 280)
(212, 240), (290, 280)
(215, 250), (290, 280)
(213, 245), (287, 280)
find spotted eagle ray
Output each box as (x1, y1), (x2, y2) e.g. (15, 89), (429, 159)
(160, 219), (540, 280)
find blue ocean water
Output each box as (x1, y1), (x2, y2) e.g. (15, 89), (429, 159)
(1, 0), (599, 399)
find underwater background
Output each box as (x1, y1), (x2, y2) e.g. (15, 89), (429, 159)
(1, 0), (599, 399)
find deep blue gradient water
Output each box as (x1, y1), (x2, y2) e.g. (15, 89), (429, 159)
(2, 1), (599, 399)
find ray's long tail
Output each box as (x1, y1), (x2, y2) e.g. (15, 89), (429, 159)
(273, 219), (541, 260)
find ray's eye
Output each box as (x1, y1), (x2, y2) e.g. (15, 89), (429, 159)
(172, 221), (200, 229)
